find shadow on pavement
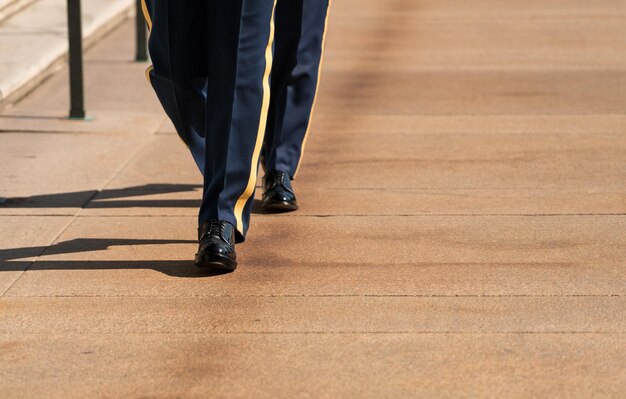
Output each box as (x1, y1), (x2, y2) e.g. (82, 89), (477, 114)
(1, 184), (202, 209)
(2, 183), (272, 215)
(0, 238), (230, 278)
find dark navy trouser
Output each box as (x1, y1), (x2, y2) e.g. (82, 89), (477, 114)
(141, 0), (330, 242)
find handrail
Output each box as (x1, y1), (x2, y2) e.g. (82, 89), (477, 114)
(66, 0), (85, 119)
(65, 0), (148, 119)
(135, 0), (148, 61)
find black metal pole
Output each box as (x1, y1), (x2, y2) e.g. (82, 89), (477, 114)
(135, 0), (148, 61)
(66, 0), (85, 119)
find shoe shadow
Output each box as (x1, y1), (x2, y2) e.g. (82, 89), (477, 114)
(251, 199), (297, 215)
(251, 198), (272, 214)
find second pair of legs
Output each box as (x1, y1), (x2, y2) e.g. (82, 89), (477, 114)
(196, 168), (298, 271)
(141, 0), (331, 271)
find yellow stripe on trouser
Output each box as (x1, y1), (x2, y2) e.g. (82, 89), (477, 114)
(139, 1), (188, 149)
(233, 1), (278, 235)
(140, 0), (153, 82)
(144, 65), (154, 82)
(293, 0), (332, 178)
(141, 0), (152, 30)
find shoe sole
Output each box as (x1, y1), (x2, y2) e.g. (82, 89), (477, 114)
(195, 254), (237, 271)
(261, 201), (299, 212)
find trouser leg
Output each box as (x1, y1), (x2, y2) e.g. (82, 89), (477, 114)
(144, 0), (276, 243)
(262, 0), (331, 178)
(199, 0), (276, 242)
(142, 0), (208, 171)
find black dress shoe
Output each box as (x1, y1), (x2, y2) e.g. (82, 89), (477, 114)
(195, 219), (237, 271)
(262, 170), (299, 212)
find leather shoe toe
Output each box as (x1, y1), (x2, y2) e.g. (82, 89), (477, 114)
(195, 219), (237, 271)
(261, 170), (299, 212)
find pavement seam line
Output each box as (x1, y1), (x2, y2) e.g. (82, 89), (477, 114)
(2, 213), (622, 218)
(1, 136), (157, 296)
(0, 331), (623, 336)
(4, 294), (623, 298)
(0, 215), (78, 297)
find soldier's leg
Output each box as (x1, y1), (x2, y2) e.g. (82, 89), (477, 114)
(262, 0), (331, 178)
(141, 0), (208, 171)
(199, 0), (277, 243)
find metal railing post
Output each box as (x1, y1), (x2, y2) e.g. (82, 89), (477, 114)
(135, 0), (148, 61)
(66, 0), (85, 119)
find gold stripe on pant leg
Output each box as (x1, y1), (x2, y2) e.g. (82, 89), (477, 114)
(144, 65), (154, 83)
(140, 0), (152, 30)
(140, 1), (188, 149)
(293, 0), (332, 178)
(233, 1), (278, 235)
(140, 0), (153, 82)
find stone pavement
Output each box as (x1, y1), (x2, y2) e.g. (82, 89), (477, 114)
(0, 0), (625, 397)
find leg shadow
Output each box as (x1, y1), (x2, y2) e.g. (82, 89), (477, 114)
(0, 238), (231, 278)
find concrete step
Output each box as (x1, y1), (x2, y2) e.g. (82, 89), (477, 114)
(0, 0), (36, 23)
(0, 0), (135, 106)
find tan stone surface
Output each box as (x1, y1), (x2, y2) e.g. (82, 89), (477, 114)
(83, 134), (200, 191)
(0, 0), (134, 104)
(1, 0), (625, 397)
(315, 70), (626, 115)
(0, 216), (73, 294)
(299, 131), (626, 188)
(310, 114), (626, 135)
(330, 0), (626, 19)
(12, 61), (160, 113)
(0, 334), (623, 399)
(81, 183), (626, 217)
(4, 215), (624, 297)
(0, 132), (151, 215)
(325, 18), (626, 70)
(77, 131), (625, 217)
(4, 21), (162, 116)
(0, 110), (165, 135)
(1, 296), (624, 333)
(291, 186), (626, 215)
(0, 22), (162, 216)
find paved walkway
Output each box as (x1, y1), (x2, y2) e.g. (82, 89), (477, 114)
(1, 1), (625, 397)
